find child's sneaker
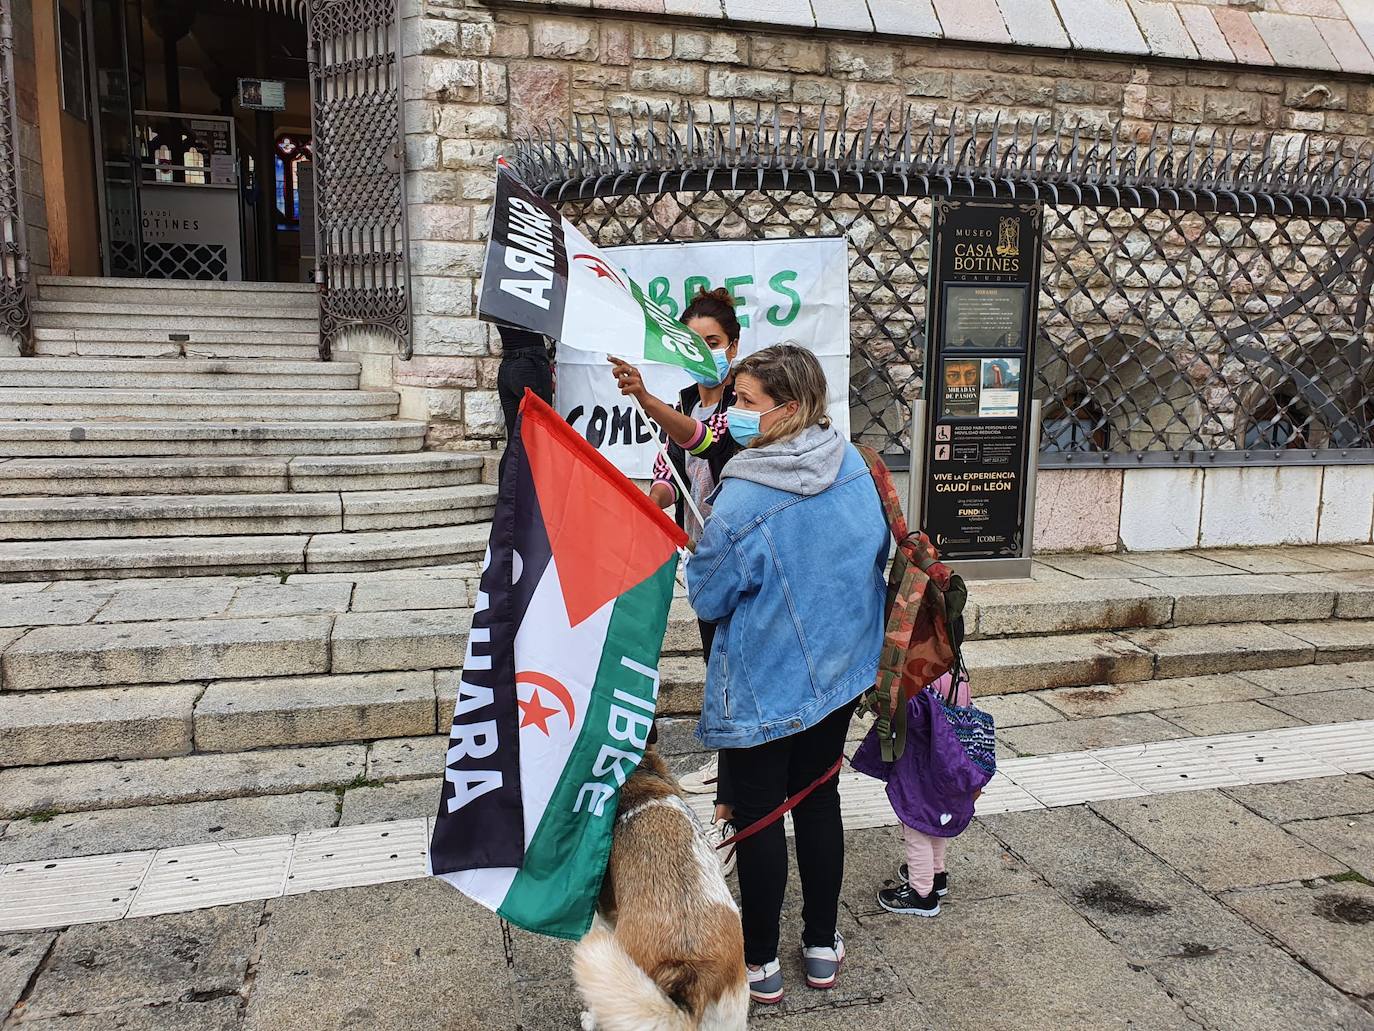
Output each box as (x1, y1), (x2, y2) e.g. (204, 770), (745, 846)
(896, 863), (948, 897)
(801, 932), (844, 989)
(878, 882), (941, 916)
(678, 755), (718, 794)
(747, 959), (784, 1004)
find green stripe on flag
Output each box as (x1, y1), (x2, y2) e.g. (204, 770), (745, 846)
(497, 557), (678, 940)
(627, 278), (719, 383)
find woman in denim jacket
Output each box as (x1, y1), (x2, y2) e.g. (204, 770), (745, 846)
(687, 344), (889, 1005)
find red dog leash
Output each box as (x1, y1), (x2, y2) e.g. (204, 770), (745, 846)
(714, 756), (845, 851)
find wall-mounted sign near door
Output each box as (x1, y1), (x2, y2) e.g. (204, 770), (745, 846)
(920, 199), (1043, 577)
(238, 78), (286, 111)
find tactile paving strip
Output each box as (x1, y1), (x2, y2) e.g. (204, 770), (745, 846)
(3, 720), (1370, 931)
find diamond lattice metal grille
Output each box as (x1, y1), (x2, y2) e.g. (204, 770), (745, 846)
(515, 108), (1374, 468)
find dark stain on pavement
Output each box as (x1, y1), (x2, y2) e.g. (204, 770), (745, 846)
(1076, 879), (1170, 917)
(1315, 894), (1374, 926)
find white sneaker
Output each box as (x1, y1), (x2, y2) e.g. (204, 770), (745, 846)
(708, 818), (737, 877)
(678, 755), (718, 794)
(747, 959), (784, 1004)
(802, 933), (845, 989)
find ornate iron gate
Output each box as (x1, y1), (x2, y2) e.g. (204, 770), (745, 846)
(305, 0), (411, 358)
(0, 0), (29, 354)
(508, 108), (1374, 468)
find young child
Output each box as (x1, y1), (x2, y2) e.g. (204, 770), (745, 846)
(850, 669), (993, 916)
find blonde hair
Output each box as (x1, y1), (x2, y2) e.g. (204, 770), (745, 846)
(732, 343), (831, 447)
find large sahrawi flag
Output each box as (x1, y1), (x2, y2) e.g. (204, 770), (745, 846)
(429, 390), (687, 939)
(478, 160), (724, 387)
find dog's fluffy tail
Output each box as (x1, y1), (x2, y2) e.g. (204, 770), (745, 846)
(572, 927), (695, 1031)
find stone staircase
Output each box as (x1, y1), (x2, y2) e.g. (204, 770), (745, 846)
(2, 546), (1373, 838)
(0, 278), (495, 583)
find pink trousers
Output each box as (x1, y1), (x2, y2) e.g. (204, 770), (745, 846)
(902, 825), (948, 896)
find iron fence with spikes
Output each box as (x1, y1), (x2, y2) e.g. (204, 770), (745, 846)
(510, 105), (1374, 469)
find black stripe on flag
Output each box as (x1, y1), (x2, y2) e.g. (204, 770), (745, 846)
(477, 165), (569, 340)
(429, 411), (553, 872)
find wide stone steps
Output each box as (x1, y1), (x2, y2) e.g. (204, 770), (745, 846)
(0, 387), (400, 422)
(0, 358), (357, 391)
(0, 451), (480, 495)
(33, 328), (321, 361)
(0, 484), (497, 540)
(36, 276), (318, 308)
(0, 523), (492, 581)
(0, 420), (427, 458)
(33, 299), (319, 326)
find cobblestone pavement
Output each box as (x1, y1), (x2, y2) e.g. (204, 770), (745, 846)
(3, 774), (1372, 1030)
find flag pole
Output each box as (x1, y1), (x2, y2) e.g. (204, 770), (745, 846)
(628, 393), (709, 533)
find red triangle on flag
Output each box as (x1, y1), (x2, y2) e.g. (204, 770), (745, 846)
(518, 391), (688, 628)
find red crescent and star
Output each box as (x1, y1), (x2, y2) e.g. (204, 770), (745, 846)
(516, 671), (576, 736)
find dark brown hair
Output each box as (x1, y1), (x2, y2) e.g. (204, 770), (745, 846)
(681, 286), (742, 344)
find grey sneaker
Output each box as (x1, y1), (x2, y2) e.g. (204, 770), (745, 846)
(801, 932), (844, 989)
(747, 959), (784, 1004)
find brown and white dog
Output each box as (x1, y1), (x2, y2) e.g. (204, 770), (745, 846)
(573, 747), (749, 1031)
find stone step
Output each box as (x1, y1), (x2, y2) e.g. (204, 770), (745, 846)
(0, 743), (370, 820)
(36, 277), (319, 308)
(0, 485), (497, 540)
(33, 299), (319, 322)
(0, 388), (400, 422)
(0, 523), (491, 581)
(288, 452), (484, 492)
(0, 421), (427, 458)
(32, 326), (320, 362)
(0, 358), (356, 391)
(36, 274), (317, 296)
(32, 336), (321, 361)
(0, 451), (481, 495)
(966, 574), (1341, 638)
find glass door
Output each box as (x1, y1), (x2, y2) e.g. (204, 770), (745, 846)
(87, 0), (143, 277)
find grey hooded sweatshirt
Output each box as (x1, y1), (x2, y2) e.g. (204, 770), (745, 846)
(719, 423), (848, 496)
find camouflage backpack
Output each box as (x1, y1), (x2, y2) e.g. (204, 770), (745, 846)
(854, 445), (969, 762)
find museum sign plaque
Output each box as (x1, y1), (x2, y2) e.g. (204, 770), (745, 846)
(920, 200), (1043, 563)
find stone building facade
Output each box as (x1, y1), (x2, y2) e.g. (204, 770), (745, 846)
(377, 0), (1374, 550)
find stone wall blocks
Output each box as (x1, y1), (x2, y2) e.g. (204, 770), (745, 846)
(462, 390), (506, 438)
(707, 67), (792, 101)
(411, 316), (490, 357)
(407, 172), (462, 206)
(673, 29), (747, 64)
(508, 64), (570, 135)
(409, 241), (486, 279)
(490, 22), (532, 58)
(405, 134), (440, 172)
(600, 24), (631, 65)
(899, 69), (950, 98)
(410, 275), (475, 318)
(828, 41), (900, 81)
(752, 38), (824, 75)
(629, 63), (708, 93)
(438, 138), (502, 173)
(392, 356), (480, 390)
(413, 56), (481, 102)
(532, 17), (599, 61)
(479, 62), (508, 105)
(631, 24), (675, 60)
(433, 103), (508, 140)
(792, 77), (844, 106)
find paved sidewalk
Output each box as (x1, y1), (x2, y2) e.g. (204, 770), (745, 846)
(3, 774), (1372, 1030)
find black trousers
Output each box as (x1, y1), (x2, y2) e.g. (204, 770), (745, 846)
(698, 620), (734, 808)
(722, 699), (855, 965)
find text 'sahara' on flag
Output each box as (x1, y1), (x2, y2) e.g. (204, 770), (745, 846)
(477, 160), (724, 387)
(428, 389), (688, 940)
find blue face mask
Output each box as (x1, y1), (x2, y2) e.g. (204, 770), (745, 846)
(711, 348), (732, 383)
(727, 403), (784, 447)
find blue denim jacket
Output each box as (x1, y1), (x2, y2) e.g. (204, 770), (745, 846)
(686, 437), (888, 749)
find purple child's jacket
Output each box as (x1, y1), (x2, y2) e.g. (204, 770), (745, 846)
(850, 675), (993, 838)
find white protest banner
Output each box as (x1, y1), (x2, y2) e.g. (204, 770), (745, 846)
(557, 237), (851, 478)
